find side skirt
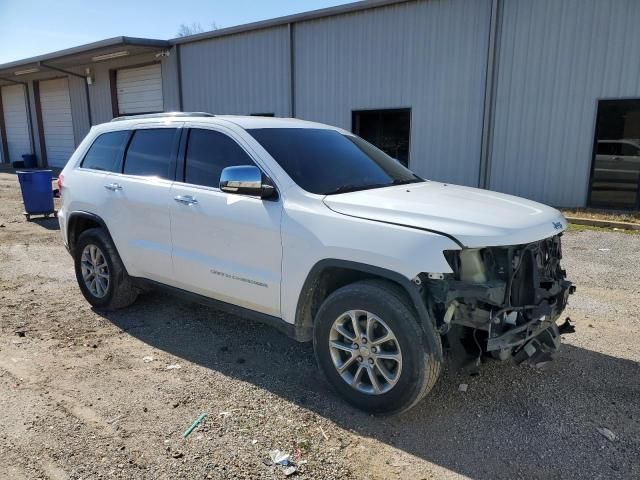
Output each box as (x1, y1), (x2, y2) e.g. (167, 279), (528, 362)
(133, 278), (309, 342)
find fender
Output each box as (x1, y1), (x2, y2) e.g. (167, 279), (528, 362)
(66, 211), (115, 254)
(295, 259), (443, 360)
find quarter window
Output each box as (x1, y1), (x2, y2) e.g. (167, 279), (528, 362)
(184, 129), (254, 188)
(81, 131), (129, 172)
(123, 128), (178, 179)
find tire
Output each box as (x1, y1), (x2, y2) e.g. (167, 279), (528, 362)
(313, 279), (441, 415)
(73, 228), (138, 311)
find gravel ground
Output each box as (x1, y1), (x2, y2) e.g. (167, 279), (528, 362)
(0, 169), (638, 479)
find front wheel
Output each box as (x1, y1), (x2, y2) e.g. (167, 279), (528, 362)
(313, 280), (441, 415)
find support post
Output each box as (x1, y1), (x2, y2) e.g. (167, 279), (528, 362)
(478, 0), (501, 189)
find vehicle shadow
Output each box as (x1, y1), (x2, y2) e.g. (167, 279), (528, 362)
(99, 292), (639, 479)
(29, 216), (60, 230)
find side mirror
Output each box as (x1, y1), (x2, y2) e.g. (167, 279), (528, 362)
(219, 165), (276, 199)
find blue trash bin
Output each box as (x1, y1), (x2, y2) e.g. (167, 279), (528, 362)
(16, 170), (55, 221)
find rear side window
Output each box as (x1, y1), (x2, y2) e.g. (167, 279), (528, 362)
(123, 128), (178, 179)
(184, 129), (254, 188)
(81, 131), (129, 171)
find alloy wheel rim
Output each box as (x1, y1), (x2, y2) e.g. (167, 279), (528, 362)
(80, 244), (110, 298)
(329, 310), (402, 395)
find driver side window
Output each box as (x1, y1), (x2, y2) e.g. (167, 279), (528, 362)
(184, 128), (254, 188)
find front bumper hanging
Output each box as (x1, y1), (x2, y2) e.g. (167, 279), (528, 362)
(423, 233), (575, 357)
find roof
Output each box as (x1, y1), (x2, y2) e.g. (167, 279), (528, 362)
(0, 36), (170, 76)
(170, 0), (412, 45)
(0, 0), (411, 76)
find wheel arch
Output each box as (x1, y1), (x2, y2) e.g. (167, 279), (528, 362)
(67, 211), (115, 256)
(295, 259), (443, 360)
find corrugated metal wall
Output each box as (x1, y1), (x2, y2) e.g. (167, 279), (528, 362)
(294, 0), (493, 186)
(179, 26), (291, 116)
(89, 61), (118, 125)
(162, 48), (181, 111)
(68, 75), (90, 144)
(488, 0), (640, 207)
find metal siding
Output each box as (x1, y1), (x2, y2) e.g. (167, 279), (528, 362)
(40, 78), (75, 167)
(180, 26), (290, 116)
(161, 50), (181, 111)
(1, 84), (32, 162)
(68, 75), (90, 146)
(116, 64), (163, 114)
(89, 61), (117, 124)
(489, 0), (640, 207)
(294, 0), (493, 186)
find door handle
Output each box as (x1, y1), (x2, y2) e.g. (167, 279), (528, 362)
(174, 195), (198, 205)
(104, 183), (122, 191)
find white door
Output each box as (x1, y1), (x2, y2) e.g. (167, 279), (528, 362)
(169, 126), (282, 317)
(101, 124), (180, 284)
(73, 129), (132, 226)
(40, 78), (75, 168)
(1, 85), (31, 163)
(116, 64), (163, 115)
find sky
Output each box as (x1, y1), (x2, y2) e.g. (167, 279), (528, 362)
(0, 0), (352, 64)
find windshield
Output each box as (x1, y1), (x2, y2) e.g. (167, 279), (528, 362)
(247, 128), (422, 195)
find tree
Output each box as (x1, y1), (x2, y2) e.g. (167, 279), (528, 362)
(176, 22), (218, 37)
(177, 22), (204, 37)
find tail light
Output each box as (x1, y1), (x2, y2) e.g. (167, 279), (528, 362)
(57, 174), (64, 190)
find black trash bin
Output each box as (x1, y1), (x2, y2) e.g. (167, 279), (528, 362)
(22, 154), (37, 169)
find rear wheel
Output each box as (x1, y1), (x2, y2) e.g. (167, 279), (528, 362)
(73, 228), (138, 310)
(313, 280), (441, 415)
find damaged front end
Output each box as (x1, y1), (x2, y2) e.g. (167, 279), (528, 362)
(422, 234), (575, 365)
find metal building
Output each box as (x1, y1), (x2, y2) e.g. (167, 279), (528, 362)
(1, 0), (640, 209)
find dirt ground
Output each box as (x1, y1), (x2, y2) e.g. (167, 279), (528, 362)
(0, 170), (638, 480)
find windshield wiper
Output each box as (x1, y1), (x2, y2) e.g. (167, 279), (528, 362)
(325, 178), (422, 195)
(325, 183), (376, 195)
(390, 178), (422, 186)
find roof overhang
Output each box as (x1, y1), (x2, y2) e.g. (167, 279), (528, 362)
(170, 0), (411, 45)
(0, 36), (170, 83)
(0, 0), (412, 85)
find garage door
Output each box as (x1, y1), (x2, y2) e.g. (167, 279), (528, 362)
(116, 64), (163, 115)
(1, 85), (31, 163)
(40, 78), (75, 168)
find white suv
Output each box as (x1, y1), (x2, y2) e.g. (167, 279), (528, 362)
(57, 113), (574, 414)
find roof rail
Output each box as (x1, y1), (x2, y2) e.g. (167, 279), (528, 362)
(110, 111), (215, 122)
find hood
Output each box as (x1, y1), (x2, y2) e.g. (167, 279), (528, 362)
(322, 181), (567, 248)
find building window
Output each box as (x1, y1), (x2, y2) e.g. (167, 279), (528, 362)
(352, 109), (411, 167)
(589, 100), (640, 209)
(250, 113), (275, 117)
